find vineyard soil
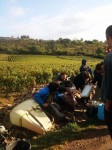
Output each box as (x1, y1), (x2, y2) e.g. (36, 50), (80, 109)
(0, 93), (111, 150)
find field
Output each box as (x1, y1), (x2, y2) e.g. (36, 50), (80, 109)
(0, 54), (111, 150)
(0, 54), (102, 96)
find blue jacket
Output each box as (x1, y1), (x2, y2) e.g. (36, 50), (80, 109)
(34, 86), (50, 106)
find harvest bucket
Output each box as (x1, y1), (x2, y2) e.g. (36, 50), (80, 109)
(10, 99), (52, 134)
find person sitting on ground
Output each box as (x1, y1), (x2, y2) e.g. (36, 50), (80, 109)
(92, 62), (104, 88)
(53, 71), (77, 112)
(53, 71), (68, 82)
(33, 82), (69, 123)
(55, 87), (78, 113)
(92, 62), (104, 100)
(73, 71), (93, 108)
(74, 71), (92, 91)
(52, 71), (73, 87)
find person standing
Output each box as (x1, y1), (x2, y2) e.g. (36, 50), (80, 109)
(80, 59), (87, 73)
(101, 25), (112, 139)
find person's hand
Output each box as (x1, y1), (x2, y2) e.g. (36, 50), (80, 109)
(42, 103), (49, 107)
(105, 46), (112, 54)
(75, 93), (81, 99)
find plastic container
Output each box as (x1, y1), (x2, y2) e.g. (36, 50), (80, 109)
(98, 103), (105, 120)
(10, 99), (52, 134)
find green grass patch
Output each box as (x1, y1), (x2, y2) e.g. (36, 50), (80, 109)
(31, 118), (105, 150)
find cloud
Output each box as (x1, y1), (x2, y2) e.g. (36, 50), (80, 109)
(2, 4), (112, 41)
(6, 0), (17, 4)
(9, 6), (26, 17)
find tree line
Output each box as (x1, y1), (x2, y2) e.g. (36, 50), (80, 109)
(0, 37), (106, 58)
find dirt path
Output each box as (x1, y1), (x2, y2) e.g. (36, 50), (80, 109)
(99, 139), (112, 150)
(62, 135), (111, 150)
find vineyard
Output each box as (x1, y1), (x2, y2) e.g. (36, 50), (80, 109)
(0, 54), (109, 150)
(0, 54), (102, 96)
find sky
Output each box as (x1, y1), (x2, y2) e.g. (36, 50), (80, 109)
(0, 0), (112, 41)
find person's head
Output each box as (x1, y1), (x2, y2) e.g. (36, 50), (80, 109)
(82, 59), (87, 65)
(48, 82), (59, 92)
(95, 63), (104, 74)
(60, 72), (68, 81)
(106, 25), (112, 49)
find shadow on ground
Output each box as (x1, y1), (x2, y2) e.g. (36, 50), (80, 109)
(33, 119), (108, 150)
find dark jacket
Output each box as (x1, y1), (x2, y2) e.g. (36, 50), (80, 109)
(80, 65), (87, 73)
(93, 70), (103, 88)
(101, 52), (112, 101)
(74, 73), (87, 91)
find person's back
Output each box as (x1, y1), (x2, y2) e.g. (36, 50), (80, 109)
(93, 70), (102, 88)
(34, 86), (50, 106)
(74, 73), (84, 91)
(74, 71), (91, 91)
(93, 63), (103, 88)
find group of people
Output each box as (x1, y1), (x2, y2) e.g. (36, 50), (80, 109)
(34, 25), (112, 139)
(33, 59), (104, 124)
(33, 72), (77, 124)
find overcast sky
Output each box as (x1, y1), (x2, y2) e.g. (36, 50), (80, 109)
(0, 0), (112, 41)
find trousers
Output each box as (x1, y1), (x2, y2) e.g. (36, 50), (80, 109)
(41, 102), (65, 122)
